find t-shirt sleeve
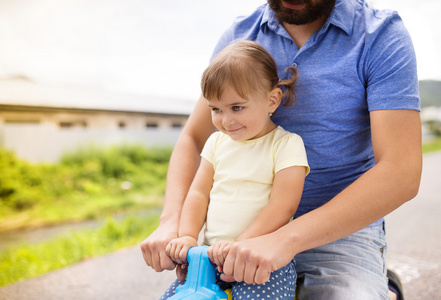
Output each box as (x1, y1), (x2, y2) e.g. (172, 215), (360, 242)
(200, 132), (219, 165)
(365, 12), (420, 111)
(274, 134), (310, 176)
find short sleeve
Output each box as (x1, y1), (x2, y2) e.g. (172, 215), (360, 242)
(365, 12), (420, 111)
(274, 134), (310, 176)
(200, 132), (220, 165)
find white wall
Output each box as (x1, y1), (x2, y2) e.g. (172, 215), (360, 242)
(0, 123), (181, 163)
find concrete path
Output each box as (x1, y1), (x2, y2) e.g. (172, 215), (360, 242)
(0, 245), (175, 300)
(1, 152), (440, 299)
(385, 151), (441, 299)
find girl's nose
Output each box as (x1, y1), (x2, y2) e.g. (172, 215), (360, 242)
(222, 114), (234, 126)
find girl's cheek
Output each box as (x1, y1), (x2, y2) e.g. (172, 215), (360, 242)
(212, 115), (221, 127)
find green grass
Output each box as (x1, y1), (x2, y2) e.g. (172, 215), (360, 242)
(0, 192), (163, 231)
(0, 214), (160, 287)
(0, 145), (171, 231)
(422, 137), (441, 154)
(0, 144), (167, 287)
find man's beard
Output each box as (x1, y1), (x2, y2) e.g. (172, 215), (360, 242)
(267, 0), (336, 25)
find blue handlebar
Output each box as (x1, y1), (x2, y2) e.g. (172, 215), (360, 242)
(168, 246), (228, 300)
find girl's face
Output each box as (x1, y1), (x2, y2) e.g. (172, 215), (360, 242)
(207, 85), (281, 141)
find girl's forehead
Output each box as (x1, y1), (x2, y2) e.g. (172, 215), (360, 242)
(214, 85), (250, 102)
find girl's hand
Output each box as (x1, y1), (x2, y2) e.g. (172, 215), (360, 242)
(165, 236), (198, 265)
(207, 240), (233, 267)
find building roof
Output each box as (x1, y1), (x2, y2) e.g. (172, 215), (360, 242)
(0, 78), (195, 116)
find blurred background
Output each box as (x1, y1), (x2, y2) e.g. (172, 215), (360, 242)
(0, 0), (440, 299)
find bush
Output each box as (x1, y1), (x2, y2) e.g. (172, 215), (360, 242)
(0, 150), (46, 210)
(60, 144), (171, 179)
(0, 145), (171, 230)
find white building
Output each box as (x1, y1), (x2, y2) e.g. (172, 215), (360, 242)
(0, 78), (195, 163)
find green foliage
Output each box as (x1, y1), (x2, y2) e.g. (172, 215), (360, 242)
(0, 214), (160, 287)
(0, 149), (48, 210)
(422, 137), (441, 154)
(59, 145), (171, 196)
(0, 145), (171, 230)
(0, 145), (169, 286)
(61, 144), (171, 178)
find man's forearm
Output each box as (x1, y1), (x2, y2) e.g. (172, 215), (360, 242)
(159, 95), (215, 229)
(219, 156), (421, 283)
(159, 133), (203, 229)
(284, 158), (421, 256)
(140, 97), (214, 275)
(285, 110), (422, 255)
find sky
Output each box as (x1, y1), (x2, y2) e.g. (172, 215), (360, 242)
(0, 0), (440, 102)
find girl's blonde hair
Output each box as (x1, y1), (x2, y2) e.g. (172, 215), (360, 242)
(201, 40), (298, 107)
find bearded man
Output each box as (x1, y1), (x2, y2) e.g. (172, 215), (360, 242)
(142, 1), (420, 299)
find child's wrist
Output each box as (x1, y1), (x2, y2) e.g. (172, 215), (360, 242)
(180, 235), (198, 244)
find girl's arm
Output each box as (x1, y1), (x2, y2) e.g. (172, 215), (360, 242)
(237, 166), (306, 240)
(208, 165), (306, 266)
(166, 158), (214, 264)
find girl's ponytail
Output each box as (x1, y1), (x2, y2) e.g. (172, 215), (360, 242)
(278, 66), (299, 107)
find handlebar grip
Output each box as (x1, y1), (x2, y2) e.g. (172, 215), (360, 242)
(168, 246), (228, 300)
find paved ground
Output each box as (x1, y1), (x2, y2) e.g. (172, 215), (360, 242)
(384, 151), (441, 299)
(1, 152), (440, 300)
(0, 245), (174, 300)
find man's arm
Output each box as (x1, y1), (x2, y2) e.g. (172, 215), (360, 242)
(222, 109), (422, 284)
(140, 95), (215, 274)
(166, 158), (214, 265)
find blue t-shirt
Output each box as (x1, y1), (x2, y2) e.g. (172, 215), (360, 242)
(211, 0), (420, 219)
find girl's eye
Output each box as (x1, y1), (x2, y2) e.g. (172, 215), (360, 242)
(211, 108), (221, 113)
(232, 106), (243, 112)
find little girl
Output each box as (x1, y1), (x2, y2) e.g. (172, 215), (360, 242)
(160, 40), (309, 299)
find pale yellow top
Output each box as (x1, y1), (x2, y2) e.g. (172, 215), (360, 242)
(201, 126), (309, 245)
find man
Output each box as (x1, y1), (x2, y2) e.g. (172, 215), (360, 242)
(141, 0), (422, 298)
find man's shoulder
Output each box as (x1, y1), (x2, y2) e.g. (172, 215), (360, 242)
(354, 1), (407, 36)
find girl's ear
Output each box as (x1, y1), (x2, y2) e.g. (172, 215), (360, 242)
(268, 88), (283, 113)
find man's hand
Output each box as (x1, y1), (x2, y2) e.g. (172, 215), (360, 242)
(222, 232), (293, 285)
(140, 225), (178, 273)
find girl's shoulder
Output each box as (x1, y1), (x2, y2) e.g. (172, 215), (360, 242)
(205, 131), (231, 148)
(272, 126), (304, 144)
